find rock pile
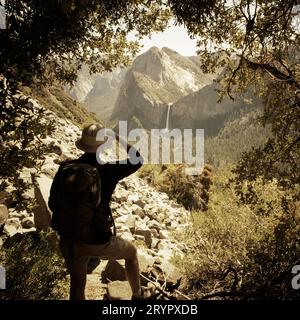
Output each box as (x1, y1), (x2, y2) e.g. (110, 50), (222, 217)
(102, 175), (190, 299)
(0, 105), (191, 300)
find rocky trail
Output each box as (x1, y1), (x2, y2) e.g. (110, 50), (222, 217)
(0, 105), (191, 300)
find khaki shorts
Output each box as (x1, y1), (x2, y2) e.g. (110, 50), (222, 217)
(59, 236), (136, 268)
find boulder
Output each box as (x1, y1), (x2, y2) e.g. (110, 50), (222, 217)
(130, 204), (144, 218)
(22, 227), (36, 234)
(21, 217), (35, 229)
(126, 215), (136, 233)
(135, 227), (152, 248)
(6, 217), (21, 229)
(0, 204), (8, 226)
(134, 234), (145, 242)
(48, 141), (63, 156)
(8, 210), (28, 220)
(143, 204), (154, 212)
(147, 219), (161, 232)
(156, 213), (165, 223)
(4, 224), (18, 237)
(154, 256), (163, 265)
(115, 215), (128, 225)
(134, 207), (145, 218)
(119, 180), (128, 189)
(143, 215), (150, 223)
(138, 249), (155, 286)
(113, 190), (129, 203)
(150, 228), (159, 238)
(159, 230), (170, 240)
(107, 281), (132, 300)
(115, 207), (129, 216)
(32, 174), (53, 232)
(40, 157), (59, 178)
(154, 239), (170, 251)
(134, 199), (146, 209)
(158, 260), (182, 288)
(156, 246), (181, 266)
(110, 202), (119, 210)
(127, 194), (139, 203)
(165, 218), (172, 227)
(138, 250), (155, 274)
(151, 238), (160, 250)
(145, 210), (157, 220)
(120, 232), (135, 242)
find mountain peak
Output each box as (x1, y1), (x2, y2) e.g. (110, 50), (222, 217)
(161, 47), (179, 55)
(148, 46), (160, 52)
(111, 45), (218, 128)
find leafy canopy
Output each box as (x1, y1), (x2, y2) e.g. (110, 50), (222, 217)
(174, 0), (300, 192)
(0, 0), (171, 83)
(1, 0), (299, 198)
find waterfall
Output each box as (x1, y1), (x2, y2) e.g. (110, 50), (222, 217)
(165, 104), (171, 130)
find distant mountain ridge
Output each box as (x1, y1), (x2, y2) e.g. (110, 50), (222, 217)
(68, 46), (260, 137)
(66, 67), (126, 122)
(110, 46), (216, 129)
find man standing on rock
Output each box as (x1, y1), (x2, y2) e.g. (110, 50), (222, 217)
(48, 123), (143, 300)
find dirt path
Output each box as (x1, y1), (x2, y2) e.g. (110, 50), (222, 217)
(85, 262), (108, 300)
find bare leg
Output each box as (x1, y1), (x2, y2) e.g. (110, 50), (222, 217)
(59, 238), (88, 300)
(69, 258), (88, 300)
(125, 246), (141, 298)
(69, 237), (142, 299)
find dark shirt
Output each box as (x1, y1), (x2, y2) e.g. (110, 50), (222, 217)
(77, 152), (143, 206)
(48, 148), (143, 233)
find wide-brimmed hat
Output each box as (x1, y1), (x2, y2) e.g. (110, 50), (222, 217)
(75, 123), (105, 153)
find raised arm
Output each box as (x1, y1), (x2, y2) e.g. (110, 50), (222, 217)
(109, 133), (144, 181)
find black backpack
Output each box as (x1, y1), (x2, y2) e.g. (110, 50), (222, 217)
(51, 162), (113, 243)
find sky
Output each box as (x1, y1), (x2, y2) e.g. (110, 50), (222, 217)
(0, 4), (196, 56)
(0, 2), (196, 56)
(0, 0), (197, 56)
(133, 25), (199, 57)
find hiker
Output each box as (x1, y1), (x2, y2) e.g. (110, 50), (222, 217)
(48, 123), (143, 300)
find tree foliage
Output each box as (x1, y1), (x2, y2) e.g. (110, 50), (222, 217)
(139, 164), (213, 210)
(172, 0), (300, 193)
(168, 1), (300, 299)
(1, 0), (300, 301)
(0, 232), (67, 300)
(0, 1), (299, 204)
(177, 171), (300, 300)
(0, 0), (171, 210)
(0, 0), (171, 83)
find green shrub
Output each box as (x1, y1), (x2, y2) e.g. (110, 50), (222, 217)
(176, 171), (300, 300)
(139, 164), (212, 210)
(0, 232), (68, 300)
